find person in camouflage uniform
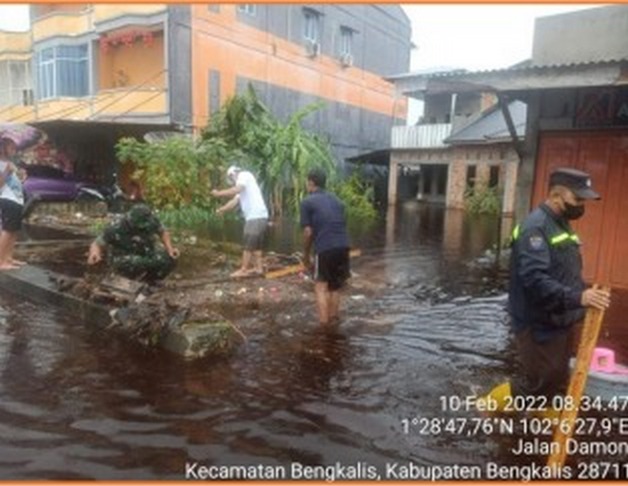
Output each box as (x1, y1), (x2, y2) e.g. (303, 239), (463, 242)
(87, 204), (179, 281)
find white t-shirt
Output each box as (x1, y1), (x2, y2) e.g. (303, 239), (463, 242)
(235, 170), (268, 221)
(0, 160), (24, 205)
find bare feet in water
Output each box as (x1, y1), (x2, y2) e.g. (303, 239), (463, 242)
(230, 268), (264, 278)
(0, 263), (20, 271)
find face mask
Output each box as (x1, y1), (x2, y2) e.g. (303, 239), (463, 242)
(563, 202), (585, 220)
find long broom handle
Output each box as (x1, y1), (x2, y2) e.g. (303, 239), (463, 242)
(264, 248), (361, 279)
(547, 284), (610, 469)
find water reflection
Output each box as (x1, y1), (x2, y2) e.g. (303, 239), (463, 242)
(0, 204), (625, 479)
(443, 208), (465, 261)
(295, 329), (349, 394)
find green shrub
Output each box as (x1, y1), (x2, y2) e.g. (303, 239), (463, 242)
(157, 206), (224, 230)
(115, 85), (378, 230)
(333, 172), (378, 225)
(203, 84), (337, 217)
(116, 136), (232, 212)
(465, 186), (502, 215)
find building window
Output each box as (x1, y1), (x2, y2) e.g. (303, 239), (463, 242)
(36, 44), (89, 100)
(37, 48), (55, 100)
(339, 26), (353, 56)
(303, 9), (321, 43)
(0, 60), (32, 106)
(466, 164), (477, 188)
(489, 165), (500, 188)
(237, 4), (256, 16)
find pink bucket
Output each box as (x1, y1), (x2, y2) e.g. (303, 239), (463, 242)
(590, 347), (628, 375)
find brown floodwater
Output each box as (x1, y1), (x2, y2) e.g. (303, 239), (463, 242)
(1, 203), (627, 480)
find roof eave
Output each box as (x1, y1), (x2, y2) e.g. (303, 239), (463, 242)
(393, 61), (628, 97)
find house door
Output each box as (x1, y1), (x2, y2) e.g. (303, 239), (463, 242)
(533, 131), (628, 289)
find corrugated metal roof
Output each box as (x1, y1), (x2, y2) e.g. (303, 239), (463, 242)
(388, 67), (468, 80)
(390, 58), (628, 97)
(388, 58), (628, 83)
(387, 58), (628, 83)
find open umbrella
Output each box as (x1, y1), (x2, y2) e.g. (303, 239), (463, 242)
(0, 123), (46, 151)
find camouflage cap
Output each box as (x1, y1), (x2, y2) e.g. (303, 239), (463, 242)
(126, 204), (160, 232)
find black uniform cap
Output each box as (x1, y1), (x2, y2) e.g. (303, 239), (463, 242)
(549, 167), (600, 200)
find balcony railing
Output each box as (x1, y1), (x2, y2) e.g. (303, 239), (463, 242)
(92, 88), (167, 119)
(391, 123), (452, 149)
(11, 88), (168, 123)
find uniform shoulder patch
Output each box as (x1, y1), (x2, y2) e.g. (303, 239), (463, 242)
(528, 235), (545, 250)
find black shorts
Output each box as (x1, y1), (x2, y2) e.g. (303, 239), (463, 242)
(0, 199), (23, 232)
(314, 247), (350, 291)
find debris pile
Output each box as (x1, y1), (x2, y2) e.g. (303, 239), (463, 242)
(50, 257), (319, 359)
(21, 210), (377, 359)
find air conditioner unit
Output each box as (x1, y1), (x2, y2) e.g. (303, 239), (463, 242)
(305, 39), (320, 58)
(340, 52), (353, 67)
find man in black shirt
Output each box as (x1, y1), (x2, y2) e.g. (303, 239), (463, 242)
(300, 168), (350, 326)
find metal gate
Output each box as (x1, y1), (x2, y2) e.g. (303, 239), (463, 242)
(533, 131), (628, 289)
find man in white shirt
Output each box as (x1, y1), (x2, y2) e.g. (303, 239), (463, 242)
(211, 165), (269, 278)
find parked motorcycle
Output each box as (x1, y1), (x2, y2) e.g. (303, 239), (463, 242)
(74, 176), (128, 213)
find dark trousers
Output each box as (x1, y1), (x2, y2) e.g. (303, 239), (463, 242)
(512, 325), (577, 400)
(111, 249), (175, 282)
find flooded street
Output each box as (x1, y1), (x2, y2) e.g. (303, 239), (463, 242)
(0, 203), (627, 480)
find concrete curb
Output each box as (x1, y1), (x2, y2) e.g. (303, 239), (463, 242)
(0, 264), (235, 359)
(0, 265), (112, 326)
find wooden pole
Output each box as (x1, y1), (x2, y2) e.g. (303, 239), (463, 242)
(546, 284), (610, 469)
(264, 249), (361, 280)
(387, 158), (399, 206)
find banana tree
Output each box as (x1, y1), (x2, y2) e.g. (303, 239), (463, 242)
(202, 85), (336, 216)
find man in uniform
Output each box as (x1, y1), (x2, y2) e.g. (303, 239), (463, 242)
(87, 204), (179, 281)
(507, 167), (611, 402)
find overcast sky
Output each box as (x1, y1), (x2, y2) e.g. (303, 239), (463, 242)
(404, 4), (601, 72)
(0, 3), (601, 70)
(0, 4), (29, 31)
